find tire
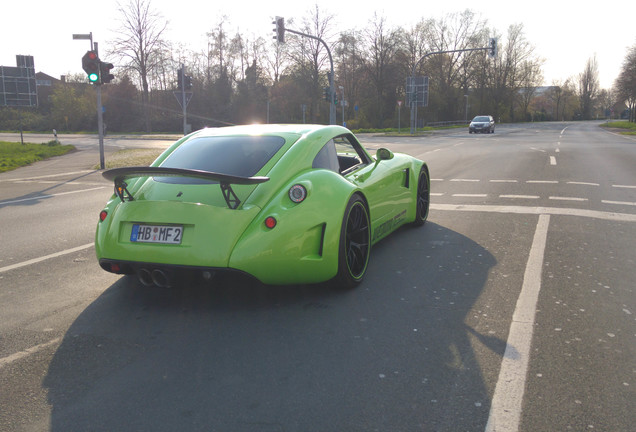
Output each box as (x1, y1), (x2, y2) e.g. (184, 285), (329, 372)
(334, 194), (370, 288)
(412, 167), (430, 226)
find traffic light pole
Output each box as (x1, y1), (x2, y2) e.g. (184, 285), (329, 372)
(94, 42), (105, 169)
(277, 24), (336, 125)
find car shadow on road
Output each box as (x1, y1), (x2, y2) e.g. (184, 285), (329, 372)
(43, 221), (502, 432)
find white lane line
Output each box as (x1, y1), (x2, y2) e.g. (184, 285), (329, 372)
(567, 181), (599, 186)
(549, 156), (557, 165)
(602, 200), (636, 207)
(431, 203), (636, 223)
(430, 193), (445, 196)
(490, 179), (518, 183)
(485, 214), (550, 432)
(0, 337), (62, 369)
(12, 180), (104, 186)
(549, 196), (588, 202)
(526, 180), (558, 184)
(450, 179), (480, 182)
(0, 243), (94, 274)
(613, 184), (636, 189)
(0, 170), (95, 182)
(0, 186), (106, 206)
(452, 194), (488, 198)
(500, 195), (540, 200)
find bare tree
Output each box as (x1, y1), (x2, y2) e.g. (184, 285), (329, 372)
(615, 44), (636, 122)
(335, 30), (364, 124)
(286, 4), (336, 123)
(578, 55), (600, 120)
(110, 0), (168, 132)
(360, 13), (404, 127)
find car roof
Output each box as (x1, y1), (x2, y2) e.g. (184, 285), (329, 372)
(189, 124), (351, 139)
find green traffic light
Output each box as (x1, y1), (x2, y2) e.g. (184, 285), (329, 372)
(88, 73), (99, 83)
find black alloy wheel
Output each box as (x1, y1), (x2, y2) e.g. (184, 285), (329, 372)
(335, 194), (370, 288)
(413, 167), (430, 226)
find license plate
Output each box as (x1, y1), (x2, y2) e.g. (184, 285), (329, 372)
(131, 224), (183, 244)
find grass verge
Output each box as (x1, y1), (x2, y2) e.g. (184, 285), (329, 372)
(0, 141), (76, 173)
(97, 148), (164, 170)
(600, 120), (636, 135)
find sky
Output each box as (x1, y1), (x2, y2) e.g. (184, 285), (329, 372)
(2, 0), (635, 90)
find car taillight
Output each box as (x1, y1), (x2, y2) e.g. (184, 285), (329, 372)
(99, 210), (108, 222)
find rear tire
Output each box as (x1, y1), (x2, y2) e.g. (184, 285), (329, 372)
(334, 194), (370, 288)
(412, 167), (430, 226)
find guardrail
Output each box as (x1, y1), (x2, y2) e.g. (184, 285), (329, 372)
(425, 120), (468, 127)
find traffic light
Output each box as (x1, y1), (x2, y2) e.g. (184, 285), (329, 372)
(184, 74), (192, 90)
(272, 16), (285, 43)
(100, 61), (114, 84)
(488, 38), (498, 58)
(324, 87), (330, 102)
(82, 50), (100, 83)
(177, 68), (183, 90)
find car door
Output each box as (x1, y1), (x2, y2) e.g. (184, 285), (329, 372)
(334, 135), (411, 242)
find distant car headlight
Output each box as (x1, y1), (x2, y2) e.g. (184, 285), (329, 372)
(289, 184), (307, 203)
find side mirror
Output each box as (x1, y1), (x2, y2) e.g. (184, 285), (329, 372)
(376, 148), (394, 161)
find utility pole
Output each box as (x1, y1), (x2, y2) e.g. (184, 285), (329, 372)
(180, 65), (187, 135)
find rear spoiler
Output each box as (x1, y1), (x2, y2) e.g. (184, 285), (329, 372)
(102, 166), (269, 209)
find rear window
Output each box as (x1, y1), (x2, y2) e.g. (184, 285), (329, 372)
(157, 135), (285, 183)
(473, 116), (491, 122)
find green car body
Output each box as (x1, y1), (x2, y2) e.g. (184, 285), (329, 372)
(96, 124), (429, 287)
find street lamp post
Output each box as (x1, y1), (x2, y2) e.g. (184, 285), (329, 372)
(464, 94), (469, 122)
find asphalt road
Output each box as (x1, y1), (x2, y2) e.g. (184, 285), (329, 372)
(0, 122), (634, 431)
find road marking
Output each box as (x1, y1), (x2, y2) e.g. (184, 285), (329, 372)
(549, 196), (588, 202)
(452, 194), (488, 198)
(499, 195), (540, 200)
(0, 243), (94, 274)
(12, 180), (104, 186)
(0, 186), (106, 206)
(431, 203), (636, 222)
(602, 200), (636, 207)
(0, 170), (95, 182)
(485, 214), (550, 432)
(550, 156), (557, 165)
(567, 181), (599, 186)
(450, 178), (480, 182)
(526, 180), (558, 184)
(613, 184), (636, 189)
(0, 337), (62, 369)
(490, 179), (518, 183)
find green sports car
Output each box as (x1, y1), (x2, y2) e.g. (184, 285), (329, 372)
(96, 124), (430, 288)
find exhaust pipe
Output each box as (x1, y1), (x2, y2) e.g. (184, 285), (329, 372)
(151, 269), (173, 288)
(137, 268), (154, 286)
